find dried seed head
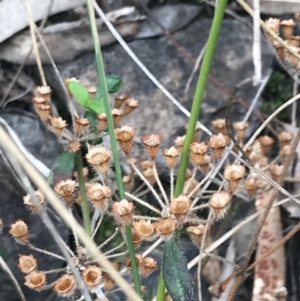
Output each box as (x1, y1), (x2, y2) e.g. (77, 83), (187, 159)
(124, 98), (139, 116)
(163, 146), (180, 168)
(174, 135), (185, 152)
(278, 131), (294, 148)
(141, 257), (157, 277)
(224, 164), (245, 192)
(187, 224), (206, 245)
(35, 104), (51, 121)
(82, 265), (102, 287)
(286, 36), (300, 47)
(54, 180), (76, 204)
(123, 174), (134, 191)
(233, 121), (249, 141)
(131, 229), (143, 246)
(32, 96), (48, 106)
(245, 144), (253, 157)
(280, 19), (295, 39)
(112, 199), (134, 223)
(143, 167), (156, 184)
(18, 255), (37, 273)
(170, 194), (191, 221)
(269, 164), (284, 181)
(279, 144), (291, 159)
(115, 125), (136, 154)
(24, 271), (46, 290)
(68, 139), (81, 153)
(54, 274), (76, 296)
(115, 93), (128, 109)
(140, 160), (153, 170)
(211, 119), (226, 135)
(184, 178), (199, 195)
(86, 146), (111, 173)
(209, 191), (231, 219)
(111, 108), (123, 126)
(209, 133), (229, 159)
(244, 178), (258, 196)
(86, 85), (97, 98)
(50, 117), (68, 136)
(97, 113), (107, 131)
(132, 219), (154, 239)
(185, 123), (201, 141)
(141, 134), (163, 158)
(258, 135), (274, 154)
(35, 86), (52, 98)
(265, 18), (280, 42)
(9, 219), (28, 243)
(74, 117), (90, 133)
(87, 183), (111, 210)
(199, 155), (211, 172)
(286, 46), (300, 66)
(126, 254), (143, 269)
(154, 218), (177, 238)
(190, 142), (209, 165)
(23, 189), (45, 212)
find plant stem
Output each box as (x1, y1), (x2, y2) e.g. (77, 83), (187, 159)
(174, 0), (228, 198)
(76, 151), (91, 236)
(157, 1), (228, 300)
(86, 0), (142, 296)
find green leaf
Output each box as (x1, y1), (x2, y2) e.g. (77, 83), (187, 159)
(0, 244), (8, 260)
(48, 151), (76, 185)
(86, 99), (105, 113)
(163, 236), (194, 301)
(67, 81), (90, 106)
(84, 110), (98, 130)
(96, 75), (123, 99)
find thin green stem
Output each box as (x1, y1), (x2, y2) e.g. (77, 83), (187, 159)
(157, 1), (228, 300)
(86, 0), (142, 296)
(76, 151), (91, 236)
(174, 0), (228, 198)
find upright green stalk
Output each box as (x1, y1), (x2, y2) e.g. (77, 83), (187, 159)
(86, 0), (142, 296)
(76, 151), (91, 236)
(156, 1), (228, 300)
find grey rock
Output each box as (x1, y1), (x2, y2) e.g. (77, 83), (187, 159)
(245, 0), (300, 15)
(0, 111), (66, 301)
(46, 16), (273, 178)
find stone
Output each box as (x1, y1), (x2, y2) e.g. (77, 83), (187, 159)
(0, 111), (66, 301)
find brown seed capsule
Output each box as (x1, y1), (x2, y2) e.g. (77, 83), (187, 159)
(9, 219), (28, 243)
(287, 46), (300, 66)
(35, 86), (51, 98)
(32, 96), (48, 106)
(126, 254), (143, 269)
(18, 255), (37, 273)
(141, 257), (157, 277)
(269, 164), (284, 181)
(185, 123), (201, 142)
(132, 219), (154, 239)
(111, 108), (123, 126)
(190, 142), (209, 166)
(224, 164), (245, 192)
(115, 93), (128, 109)
(187, 224), (206, 246)
(280, 19), (295, 39)
(233, 121), (249, 142)
(199, 155), (211, 172)
(244, 178), (258, 196)
(140, 160), (153, 170)
(154, 218), (177, 238)
(68, 139), (81, 153)
(24, 271), (46, 290)
(245, 144), (253, 157)
(141, 134), (163, 158)
(74, 117), (90, 134)
(23, 189), (45, 212)
(209, 133), (229, 159)
(87, 183), (111, 210)
(174, 135), (185, 152)
(211, 119), (226, 135)
(86, 146), (111, 173)
(184, 178), (199, 195)
(50, 117), (68, 136)
(209, 191), (231, 219)
(35, 104), (51, 121)
(258, 135), (274, 154)
(112, 199), (134, 224)
(169, 194), (191, 221)
(264, 18), (280, 41)
(279, 144), (291, 159)
(124, 98), (139, 116)
(82, 265), (102, 287)
(278, 131), (294, 148)
(163, 146), (180, 168)
(54, 274), (76, 296)
(97, 113), (107, 131)
(54, 180), (76, 204)
(115, 125), (136, 154)
(131, 229), (143, 246)
(123, 174), (134, 192)
(143, 167), (156, 184)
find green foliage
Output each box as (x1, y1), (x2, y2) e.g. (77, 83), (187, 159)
(48, 151), (75, 185)
(96, 75), (123, 99)
(163, 236), (194, 301)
